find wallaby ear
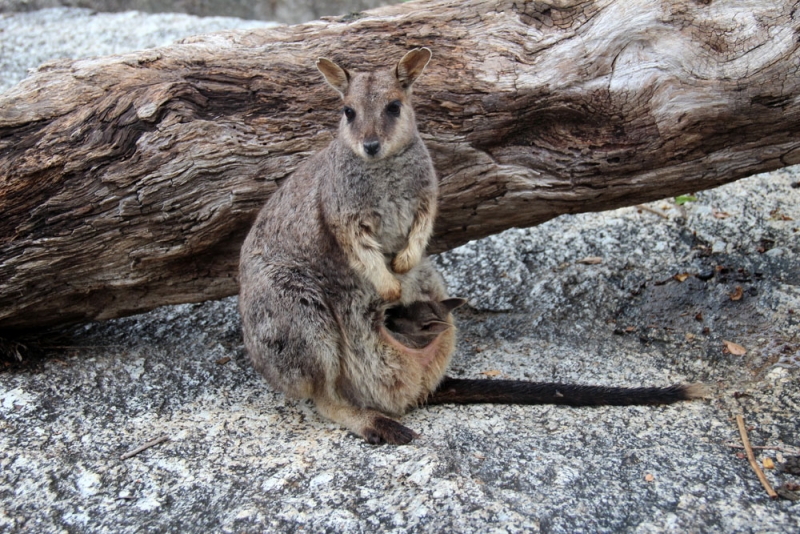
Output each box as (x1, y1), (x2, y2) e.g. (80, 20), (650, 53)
(441, 298), (467, 313)
(395, 47), (432, 89)
(316, 58), (350, 96)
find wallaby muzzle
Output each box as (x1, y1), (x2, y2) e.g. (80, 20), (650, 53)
(363, 140), (380, 157)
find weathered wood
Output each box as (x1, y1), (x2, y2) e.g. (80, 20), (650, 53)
(2, 0), (799, 332)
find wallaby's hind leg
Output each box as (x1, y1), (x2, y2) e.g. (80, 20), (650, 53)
(314, 398), (417, 445)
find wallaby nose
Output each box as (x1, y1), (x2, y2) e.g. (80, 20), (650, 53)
(363, 140), (381, 156)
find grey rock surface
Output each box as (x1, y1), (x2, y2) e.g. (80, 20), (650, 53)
(0, 0), (393, 24)
(1, 7), (799, 534)
(0, 7), (276, 93)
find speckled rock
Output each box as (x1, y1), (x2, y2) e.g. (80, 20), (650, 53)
(0, 7), (276, 94)
(0, 0), (393, 25)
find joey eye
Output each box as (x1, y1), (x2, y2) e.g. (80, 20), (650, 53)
(386, 100), (401, 117)
(343, 106), (356, 122)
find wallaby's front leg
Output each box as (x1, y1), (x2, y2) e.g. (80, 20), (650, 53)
(392, 197), (436, 275)
(341, 219), (402, 301)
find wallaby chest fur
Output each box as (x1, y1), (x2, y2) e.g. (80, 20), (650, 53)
(323, 136), (434, 258)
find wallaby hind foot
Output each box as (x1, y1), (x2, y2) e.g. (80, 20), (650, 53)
(315, 398), (417, 445)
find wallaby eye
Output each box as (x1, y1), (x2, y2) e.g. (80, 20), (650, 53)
(343, 106), (356, 122)
(386, 100), (402, 117)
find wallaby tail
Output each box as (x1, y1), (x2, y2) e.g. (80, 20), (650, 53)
(424, 377), (707, 407)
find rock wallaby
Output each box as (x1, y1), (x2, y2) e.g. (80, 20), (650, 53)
(239, 49), (704, 445)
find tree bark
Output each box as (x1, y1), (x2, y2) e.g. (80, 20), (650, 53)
(2, 0), (799, 333)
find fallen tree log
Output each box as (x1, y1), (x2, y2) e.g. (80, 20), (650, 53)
(1, 0), (799, 333)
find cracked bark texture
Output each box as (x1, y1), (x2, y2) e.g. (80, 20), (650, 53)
(1, 0), (799, 332)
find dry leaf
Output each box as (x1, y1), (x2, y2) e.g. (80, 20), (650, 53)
(626, 326), (636, 332)
(723, 340), (747, 356)
(215, 356), (231, 365)
(695, 312), (704, 321)
(645, 473), (655, 482)
(481, 369), (501, 377)
(763, 457), (775, 470)
(770, 208), (794, 221)
(577, 256), (603, 265)
(713, 209), (731, 219)
(685, 333), (696, 341)
(674, 273), (690, 282)
(730, 286), (743, 301)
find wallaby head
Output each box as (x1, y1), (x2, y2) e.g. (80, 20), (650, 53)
(316, 48), (432, 161)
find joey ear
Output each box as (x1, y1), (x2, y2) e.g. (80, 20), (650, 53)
(422, 320), (452, 334)
(441, 298), (467, 313)
(395, 47), (432, 89)
(316, 58), (350, 96)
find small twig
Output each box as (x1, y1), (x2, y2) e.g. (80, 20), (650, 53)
(636, 204), (670, 220)
(120, 435), (170, 460)
(726, 442), (800, 456)
(736, 415), (778, 499)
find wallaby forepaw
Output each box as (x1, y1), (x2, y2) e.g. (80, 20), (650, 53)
(364, 416), (418, 445)
(379, 280), (402, 302)
(391, 250), (417, 274)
